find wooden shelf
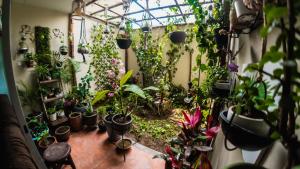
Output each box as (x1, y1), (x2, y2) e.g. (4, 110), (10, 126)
(43, 95), (63, 103)
(48, 116), (68, 127)
(39, 79), (59, 84)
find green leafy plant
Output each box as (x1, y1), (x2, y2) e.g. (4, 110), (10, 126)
(47, 106), (56, 115)
(60, 57), (80, 83)
(17, 81), (40, 112)
(35, 65), (50, 80)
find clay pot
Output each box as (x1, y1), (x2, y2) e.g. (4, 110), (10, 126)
(55, 126), (70, 142)
(69, 112), (82, 132)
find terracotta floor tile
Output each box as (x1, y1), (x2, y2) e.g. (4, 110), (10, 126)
(62, 130), (165, 169)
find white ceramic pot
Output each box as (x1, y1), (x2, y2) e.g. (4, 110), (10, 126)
(234, 0), (256, 24)
(55, 92), (64, 98)
(227, 106), (271, 137)
(57, 111), (65, 117)
(49, 113), (57, 121)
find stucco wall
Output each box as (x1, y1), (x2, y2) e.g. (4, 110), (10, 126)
(11, 2), (69, 115)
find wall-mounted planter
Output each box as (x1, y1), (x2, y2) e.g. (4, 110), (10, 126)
(169, 31), (187, 44)
(116, 38), (132, 49)
(59, 45), (68, 55)
(234, 0), (257, 25)
(226, 163), (267, 169)
(77, 45), (89, 54)
(219, 109), (274, 151)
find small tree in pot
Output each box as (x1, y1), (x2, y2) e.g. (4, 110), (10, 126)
(92, 70), (154, 141)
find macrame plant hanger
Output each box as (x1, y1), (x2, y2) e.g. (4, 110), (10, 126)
(78, 18), (88, 62)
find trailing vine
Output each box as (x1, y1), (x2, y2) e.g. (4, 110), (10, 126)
(89, 25), (124, 90)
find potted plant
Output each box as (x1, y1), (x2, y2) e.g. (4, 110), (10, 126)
(69, 112), (82, 132)
(78, 43), (89, 54)
(59, 45), (68, 55)
(23, 52), (35, 68)
(56, 101), (65, 117)
(169, 31), (187, 44)
(47, 107), (57, 121)
(219, 76), (275, 150)
(55, 125), (71, 142)
(37, 133), (56, 151)
(116, 20), (132, 49)
(82, 103), (98, 129)
(35, 65), (51, 81)
(39, 86), (49, 100)
(92, 70), (152, 141)
(27, 118), (49, 142)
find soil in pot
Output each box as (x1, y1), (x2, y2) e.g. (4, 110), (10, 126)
(38, 136), (56, 151)
(116, 38), (132, 49)
(69, 112), (82, 132)
(104, 114), (120, 142)
(83, 112), (98, 130)
(169, 31), (187, 44)
(112, 114), (133, 135)
(55, 126), (70, 142)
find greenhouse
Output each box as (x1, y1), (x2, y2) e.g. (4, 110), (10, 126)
(0, 0), (300, 169)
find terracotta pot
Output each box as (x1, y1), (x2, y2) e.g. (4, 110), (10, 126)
(69, 112), (82, 132)
(55, 126), (70, 142)
(38, 136), (56, 151)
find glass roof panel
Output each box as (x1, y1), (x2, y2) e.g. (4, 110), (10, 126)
(85, 3), (102, 15)
(127, 12), (145, 22)
(148, 0), (176, 8)
(150, 7), (177, 18)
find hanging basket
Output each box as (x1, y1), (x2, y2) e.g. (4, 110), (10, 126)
(219, 109), (274, 151)
(214, 27), (229, 50)
(116, 38), (132, 49)
(169, 31), (187, 44)
(141, 26), (151, 33)
(226, 163), (267, 169)
(77, 44), (89, 54)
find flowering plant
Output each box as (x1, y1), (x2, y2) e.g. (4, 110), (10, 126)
(89, 25), (124, 90)
(154, 107), (220, 169)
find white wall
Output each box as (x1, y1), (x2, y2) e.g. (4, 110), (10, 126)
(11, 2), (69, 114)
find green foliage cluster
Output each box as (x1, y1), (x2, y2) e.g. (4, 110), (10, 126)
(132, 31), (165, 87)
(130, 114), (180, 141)
(89, 24), (122, 90)
(35, 26), (51, 55)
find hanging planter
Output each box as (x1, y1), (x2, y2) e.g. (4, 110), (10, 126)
(78, 18), (89, 62)
(141, 12), (151, 33)
(219, 108), (274, 151)
(116, 18), (132, 50)
(226, 163), (267, 169)
(169, 31), (187, 44)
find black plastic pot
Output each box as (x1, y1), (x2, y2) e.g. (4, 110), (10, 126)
(82, 112), (98, 129)
(214, 27), (228, 50)
(78, 46), (89, 54)
(169, 31), (187, 44)
(226, 163), (267, 169)
(141, 26), (150, 33)
(55, 126), (70, 142)
(38, 136), (56, 151)
(112, 114), (133, 135)
(116, 38), (132, 49)
(211, 81), (230, 98)
(219, 111), (274, 151)
(59, 45), (68, 55)
(98, 120), (107, 133)
(103, 114), (120, 142)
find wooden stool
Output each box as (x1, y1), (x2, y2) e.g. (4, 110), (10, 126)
(43, 142), (76, 169)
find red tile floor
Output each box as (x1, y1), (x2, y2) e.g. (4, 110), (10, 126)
(63, 130), (165, 169)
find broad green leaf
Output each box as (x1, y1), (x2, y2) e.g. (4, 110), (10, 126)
(265, 5), (287, 23)
(273, 68), (283, 78)
(261, 47), (284, 64)
(270, 131), (281, 140)
(92, 90), (110, 105)
(124, 84), (146, 99)
(143, 86), (160, 91)
(120, 70), (133, 87)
